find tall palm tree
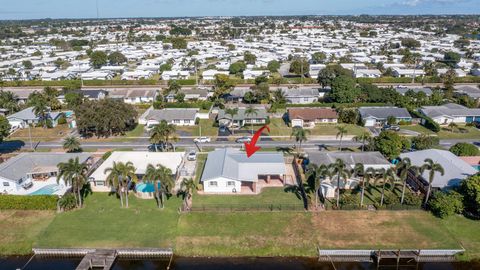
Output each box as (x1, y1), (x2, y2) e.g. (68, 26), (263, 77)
(352, 131), (372, 152)
(149, 120), (177, 152)
(376, 168), (396, 206)
(396, 158), (419, 204)
(336, 125), (348, 151)
(329, 159), (352, 208)
(291, 127), (310, 152)
(362, 167), (376, 207)
(306, 163), (329, 208)
(57, 157), (88, 208)
(104, 161), (137, 208)
(245, 106), (258, 135)
(225, 108), (239, 135)
(145, 164), (174, 209)
(180, 178), (197, 208)
(32, 96), (49, 128)
(421, 158), (445, 206)
(63, 136), (81, 153)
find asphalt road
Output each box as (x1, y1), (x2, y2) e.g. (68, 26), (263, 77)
(2, 137), (477, 152)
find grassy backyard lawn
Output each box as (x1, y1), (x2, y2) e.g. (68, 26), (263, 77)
(194, 187), (303, 207)
(2, 193), (479, 258)
(36, 194), (182, 249)
(9, 124), (70, 142)
(0, 210), (55, 255)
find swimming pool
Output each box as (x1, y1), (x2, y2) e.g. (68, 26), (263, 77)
(28, 184), (59, 195)
(136, 183), (159, 193)
(473, 165), (480, 171)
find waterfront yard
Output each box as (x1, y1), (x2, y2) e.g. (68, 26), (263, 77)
(1, 194), (478, 260)
(0, 210), (55, 255)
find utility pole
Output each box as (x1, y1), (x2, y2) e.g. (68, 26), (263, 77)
(195, 59), (198, 86)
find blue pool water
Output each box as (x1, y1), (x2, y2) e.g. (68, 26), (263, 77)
(473, 165), (480, 171)
(136, 183), (159, 193)
(28, 184), (59, 195)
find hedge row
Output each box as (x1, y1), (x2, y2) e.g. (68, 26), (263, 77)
(282, 102), (387, 108)
(0, 195), (58, 210)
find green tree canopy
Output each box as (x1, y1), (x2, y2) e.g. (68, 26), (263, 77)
(329, 75), (359, 103)
(449, 142), (480, 156)
(108, 51), (127, 65)
(89, 51), (108, 69)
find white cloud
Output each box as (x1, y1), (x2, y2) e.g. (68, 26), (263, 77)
(400, 0), (463, 6)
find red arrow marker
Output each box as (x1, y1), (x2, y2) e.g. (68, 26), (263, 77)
(244, 125), (270, 158)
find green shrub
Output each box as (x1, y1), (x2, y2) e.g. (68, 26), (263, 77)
(0, 195), (57, 210)
(412, 134), (439, 150)
(428, 191), (464, 218)
(383, 191), (400, 205)
(102, 151), (112, 160)
(403, 192), (423, 206)
(57, 116), (67, 125)
(449, 142), (480, 156)
(340, 193), (359, 206)
(422, 117), (441, 132)
(58, 193), (76, 211)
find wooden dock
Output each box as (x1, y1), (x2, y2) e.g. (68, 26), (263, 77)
(33, 247), (173, 270)
(76, 249), (117, 270)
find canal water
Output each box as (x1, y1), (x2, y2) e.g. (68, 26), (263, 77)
(1, 256), (480, 270)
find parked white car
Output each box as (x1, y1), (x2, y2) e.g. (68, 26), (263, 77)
(193, 136), (211, 143)
(187, 150), (197, 161)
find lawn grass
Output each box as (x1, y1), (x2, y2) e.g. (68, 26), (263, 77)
(9, 125), (70, 142)
(2, 194), (479, 259)
(194, 187), (303, 207)
(176, 119), (217, 137)
(124, 124), (145, 137)
(268, 119), (367, 137)
(36, 194), (182, 249)
(401, 124), (480, 139)
(0, 210), (55, 255)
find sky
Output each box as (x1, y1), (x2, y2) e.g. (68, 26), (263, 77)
(0, 0), (479, 20)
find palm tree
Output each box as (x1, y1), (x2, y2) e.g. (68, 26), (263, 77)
(448, 122), (458, 133)
(32, 96), (49, 128)
(352, 131), (372, 152)
(225, 108), (239, 135)
(57, 157), (88, 208)
(306, 163), (329, 208)
(63, 136), (81, 153)
(145, 163), (174, 209)
(245, 106), (258, 135)
(336, 125), (348, 151)
(376, 168), (396, 206)
(396, 158), (419, 204)
(362, 167), (376, 207)
(149, 120), (177, 152)
(291, 127), (310, 152)
(421, 158), (445, 207)
(329, 159), (352, 208)
(180, 178), (197, 209)
(104, 161), (137, 208)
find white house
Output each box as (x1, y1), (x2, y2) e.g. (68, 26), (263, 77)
(80, 71), (114, 80)
(0, 153), (92, 195)
(201, 148), (288, 194)
(161, 70), (190, 81)
(139, 107), (199, 127)
(419, 103), (480, 125)
(202, 69), (229, 80)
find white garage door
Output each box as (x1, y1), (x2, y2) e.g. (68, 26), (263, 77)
(291, 119), (303, 127)
(364, 119), (376, 127)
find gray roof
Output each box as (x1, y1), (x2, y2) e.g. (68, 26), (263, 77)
(306, 151), (391, 169)
(454, 85), (480, 99)
(144, 108), (198, 121)
(217, 107), (268, 121)
(420, 103), (480, 118)
(7, 107), (38, 121)
(359, 107), (412, 120)
(0, 153), (91, 182)
(400, 149), (477, 189)
(229, 87), (252, 98)
(201, 148), (286, 182)
(282, 88), (320, 97)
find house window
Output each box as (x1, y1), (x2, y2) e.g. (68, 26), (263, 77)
(227, 181), (235, 187)
(209, 181), (218, 187)
(173, 120), (181, 123)
(3, 182), (9, 187)
(304, 98), (309, 101)
(184, 120), (190, 124)
(95, 181), (105, 186)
